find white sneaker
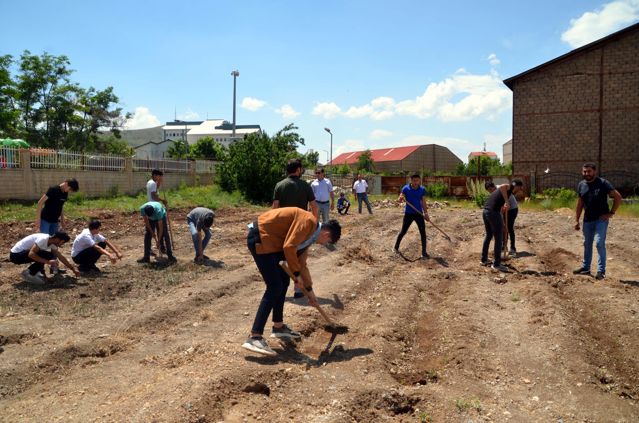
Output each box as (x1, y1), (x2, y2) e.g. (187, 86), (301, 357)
(241, 336), (277, 356)
(23, 270), (45, 285)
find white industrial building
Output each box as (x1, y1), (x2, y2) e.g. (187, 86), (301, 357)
(163, 119), (261, 148)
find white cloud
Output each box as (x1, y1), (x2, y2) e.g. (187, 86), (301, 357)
(241, 97), (267, 111)
(275, 104), (301, 119)
(177, 109), (200, 120)
(124, 106), (161, 129)
(561, 0), (639, 48)
(343, 96), (396, 120)
(395, 70), (511, 122)
(370, 129), (393, 139)
(334, 139), (366, 156)
(312, 102), (342, 119)
(488, 53), (501, 66)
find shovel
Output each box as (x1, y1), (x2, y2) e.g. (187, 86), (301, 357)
(279, 261), (348, 334)
(404, 201), (452, 241)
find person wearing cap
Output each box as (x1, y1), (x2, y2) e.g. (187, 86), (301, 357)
(186, 207), (215, 263)
(137, 201), (176, 264)
(242, 207), (341, 356)
(9, 231), (80, 284)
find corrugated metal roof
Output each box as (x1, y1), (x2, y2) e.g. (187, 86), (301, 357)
(468, 151), (498, 157)
(331, 145), (422, 165)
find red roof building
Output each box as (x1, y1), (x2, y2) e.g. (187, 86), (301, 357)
(467, 151), (499, 162)
(331, 144), (462, 174)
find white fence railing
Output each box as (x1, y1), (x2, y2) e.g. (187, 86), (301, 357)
(0, 147), (218, 174)
(30, 149), (126, 171)
(0, 147), (21, 168)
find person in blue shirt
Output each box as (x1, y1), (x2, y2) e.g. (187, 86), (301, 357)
(336, 192), (350, 215)
(393, 174), (429, 259)
(137, 201), (176, 264)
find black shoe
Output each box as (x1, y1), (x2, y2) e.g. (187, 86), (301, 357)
(573, 267), (590, 275)
(293, 291), (304, 299)
(270, 324), (302, 340)
(595, 272), (606, 280)
(137, 257), (150, 264)
(480, 260), (492, 267)
(421, 253), (430, 260)
(167, 256), (177, 264)
(202, 255), (210, 260)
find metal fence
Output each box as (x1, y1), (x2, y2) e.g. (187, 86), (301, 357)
(0, 147), (21, 168)
(132, 157), (191, 173)
(30, 149), (126, 171)
(195, 159), (219, 173)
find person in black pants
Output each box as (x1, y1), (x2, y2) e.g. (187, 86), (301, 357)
(481, 180), (524, 272)
(9, 231), (80, 283)
(394, 174), (429, 259)
(71, 220), (123, 273)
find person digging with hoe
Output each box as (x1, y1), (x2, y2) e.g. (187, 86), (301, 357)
(242, 207), (341, 356)
(481, 179), (524, 272)
(393, 173), (429, 259)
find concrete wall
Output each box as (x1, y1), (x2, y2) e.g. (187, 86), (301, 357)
(510, 27), (639, 177)
(503, 140), (512, 165)
(0, 151), (214, 201)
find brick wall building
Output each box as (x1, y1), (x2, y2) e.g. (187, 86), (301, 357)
(504, 23), (639, 192)
(330, 144), (462, 174)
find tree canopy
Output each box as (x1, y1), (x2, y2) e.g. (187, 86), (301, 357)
(356, 149), (375, 172)
(0, 50), (128, 152)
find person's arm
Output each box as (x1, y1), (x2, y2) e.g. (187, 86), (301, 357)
(309, 200), (319, 218)
(421, 195), (430, 221)
(59, 210), (65, 230)
(35, 194), (47, 228)
(143, 215), (159, 244)
(575, 197), (584, 230)
(197, 229), (204, 260)
(601, 190), (622, 221)
(499, 185), (510, 212)
(28, 244), (57, 267)
(93, 243), (117, 263)
(53, 249), (80, 277)
(105, 240), (123, 259)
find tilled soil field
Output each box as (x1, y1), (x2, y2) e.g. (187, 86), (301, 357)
(0, 205), (638, 422)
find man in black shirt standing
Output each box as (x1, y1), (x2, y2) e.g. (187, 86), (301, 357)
(35, 178), (79, 235)
(573, 163), (622, 280)
(481, 179), (523, 272)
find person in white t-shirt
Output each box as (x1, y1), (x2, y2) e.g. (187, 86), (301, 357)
(310, 168), (334, 223)
(352, 174), (373, 214)
(71, 220), (123, 273)
(9, 231), (80, 284)
(146, 169), (168, 255)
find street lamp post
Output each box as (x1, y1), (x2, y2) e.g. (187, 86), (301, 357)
(231, 70), (240, 138)
(324, 127), (332, 175)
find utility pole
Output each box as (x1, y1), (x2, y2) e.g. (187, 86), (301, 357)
(231, 70), (240, 138)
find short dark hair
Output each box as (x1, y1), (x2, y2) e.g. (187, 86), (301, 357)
(315, 167), (325, 174)
(485, 181), (496, 190)
(203, 214), (214, 228)
(286, 159), (303, 174)
(144, 205), (155, 216)
(410, 173), (421, 180)
(66, 178), (79, 192)
(52, 231), (70, 243)
(152, 169), (164, 177)
(511, 179), (524, 187)
(322, 219), (342, 244)
(88, 220), (101, 230)
(583, 163), (597, 170)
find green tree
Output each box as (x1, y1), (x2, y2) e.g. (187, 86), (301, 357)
(336, 163), (351, 176)
(166, 139), (190, 159)
(357, 149), (375, 172)
(300, 150), (319, 169)
(218, 124), (306, 203)
(189, 136), (226, 160)
(0, 55), (19, 138)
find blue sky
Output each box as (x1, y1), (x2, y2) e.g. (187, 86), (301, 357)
(2, 0), (638, 163)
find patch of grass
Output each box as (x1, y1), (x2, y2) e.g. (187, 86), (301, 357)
(519, 197), (639, 218)
(418, 411), (433, 422)
(511, 292), (521, 302)
(455, 397), (482, 413)
(0, 184), (249, 223)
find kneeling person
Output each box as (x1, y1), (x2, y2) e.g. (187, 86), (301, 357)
(187, 207), (215, 263)
(242, 207), (341, 356)
(9, 231), (80, 283)
(71, 220), (123, 273)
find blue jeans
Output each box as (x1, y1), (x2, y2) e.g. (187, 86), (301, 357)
(40, 220), (59, 235)
(317, 202), (330, 223)
(357, 193), (373, 214)
(187, 218), (211, 257)
(582, 219), (609, 274)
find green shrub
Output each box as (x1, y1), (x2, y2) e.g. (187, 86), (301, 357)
(467, 179), (489, 208)
(427, 182), (448, 199)
(543, 188), (577, 201)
